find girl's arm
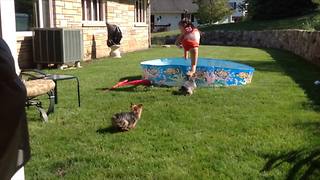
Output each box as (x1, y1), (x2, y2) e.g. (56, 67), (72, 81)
(175, 34), (184, 48)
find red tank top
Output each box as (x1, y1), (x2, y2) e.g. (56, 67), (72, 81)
(182, 28), (200, 51)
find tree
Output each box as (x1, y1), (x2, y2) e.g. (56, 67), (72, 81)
(312, 0), (320, 6)
(195, 0), (232, 24)
(247, 0), (318, 20)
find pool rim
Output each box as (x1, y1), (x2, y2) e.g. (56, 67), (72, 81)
(140, 58), (255, 71)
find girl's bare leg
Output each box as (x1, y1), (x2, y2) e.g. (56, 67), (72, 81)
(187, 48), (198, 77)
(184, 50), (189, 59)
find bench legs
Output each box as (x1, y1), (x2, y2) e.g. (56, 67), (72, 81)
(26, 90), (55, 122)
(47, 90), (55, 114)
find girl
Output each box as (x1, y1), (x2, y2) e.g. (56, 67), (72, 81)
(175, 19), (201, 77)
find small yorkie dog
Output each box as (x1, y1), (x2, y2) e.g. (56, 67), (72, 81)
(111, 103), (143, 131)
(179, 75), (197, 96)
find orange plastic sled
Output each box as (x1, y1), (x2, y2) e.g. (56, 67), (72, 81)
(111, 79), (151, 89)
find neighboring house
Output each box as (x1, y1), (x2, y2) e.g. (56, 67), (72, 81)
(0, 0), (151, 69)
(151, 0), (199, 32)
(151, 0), (246, 32)
(221, 0), (246, 23)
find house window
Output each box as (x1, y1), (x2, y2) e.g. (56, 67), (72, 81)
(135, 0), (147, 24)
(82, 0), (105, 22)
(229, 2), (237, 10)
(15, 0), (33, 31)
(15, 0), (51, 34)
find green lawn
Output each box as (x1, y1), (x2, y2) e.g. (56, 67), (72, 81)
(26, 46), (320, 179)
(152, 11), (320, 38)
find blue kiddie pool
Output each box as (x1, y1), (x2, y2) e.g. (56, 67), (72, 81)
(141, 58), (255, 87)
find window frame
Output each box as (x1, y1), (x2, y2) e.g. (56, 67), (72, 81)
(134, 0), (148, 26)
(82, 0), (106, 27)
(15, 0), (53, 37)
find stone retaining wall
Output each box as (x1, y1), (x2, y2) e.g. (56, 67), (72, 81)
(152, 30), (320, 66)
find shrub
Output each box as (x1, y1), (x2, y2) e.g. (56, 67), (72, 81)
(248, 0), (318, 20)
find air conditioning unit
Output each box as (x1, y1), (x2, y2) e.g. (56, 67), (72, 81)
(33, 28), (83, 66)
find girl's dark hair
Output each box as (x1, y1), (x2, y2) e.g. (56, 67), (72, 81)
(178, 18), (195, 29)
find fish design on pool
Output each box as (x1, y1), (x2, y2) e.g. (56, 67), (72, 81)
(141, 58), (255, 87)
(165, 68), (180, 75)
(143, 68), (159, 79)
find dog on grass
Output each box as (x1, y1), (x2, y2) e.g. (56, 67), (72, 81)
(111, 103), (143, 131)
(179, 76), (197, 96)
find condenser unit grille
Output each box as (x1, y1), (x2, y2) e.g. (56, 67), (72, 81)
(33, 28), (83, 64)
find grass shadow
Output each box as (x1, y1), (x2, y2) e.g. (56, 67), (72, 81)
(110, 86), (153, 93)
(262, 120), (320, 179)
(96, 86), (138, 92)
(96, 126), (120, 134)
(264, 49), (320, 111)
(261, 147), (320, 179)
(108, 86), (139, 92)
(97, 75), (146, 93)
(119, 75), (142, 82)
(294, 121), (320, 136)
(96, 87), (110, 91)
(172, 90), (184, 96)
(50, 156), (95, 177)
(172, 89), (193, 96)
(26, 106), (51, 122)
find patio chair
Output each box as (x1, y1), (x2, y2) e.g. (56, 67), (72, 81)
(21, 69), (81, 121)
(20, 70), (56, 122)
(0, 37), (55, 122)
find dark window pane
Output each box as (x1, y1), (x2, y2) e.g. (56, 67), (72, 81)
(139, 0), (142, 22)
(42, 0), (50, 28)
(82, 0), (85, 20)
(135, 0), (146, 23)
(15, 0), (34, 31)
(99, 0), (104, 21)
(93, 0), (97, 20)
(87, 0), (92, 21)
(135, 0), (139, 22)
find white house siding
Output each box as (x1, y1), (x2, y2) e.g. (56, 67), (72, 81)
(151, 0), (246, 30)
(153, 13), (199, 30)
(229, 0), (246, 18)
